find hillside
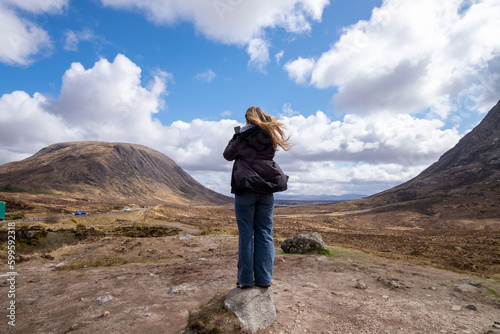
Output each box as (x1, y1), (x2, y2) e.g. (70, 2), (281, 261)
(382, 99), (500, 205)
(322, 99), (500, 219)
(0, 141), (230, 206)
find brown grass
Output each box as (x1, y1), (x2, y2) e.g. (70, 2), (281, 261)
(1, 200), (499, 279)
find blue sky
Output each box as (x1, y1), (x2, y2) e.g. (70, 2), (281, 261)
(1, 0), (499, 197)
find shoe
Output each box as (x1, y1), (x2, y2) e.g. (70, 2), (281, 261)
(255, 284), (271, 288)
(236, 282), (252, 289)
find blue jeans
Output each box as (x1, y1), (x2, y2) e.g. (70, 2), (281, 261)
(234, 191), (275, 286)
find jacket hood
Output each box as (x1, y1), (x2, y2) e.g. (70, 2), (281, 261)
(239, 125), (272, 152)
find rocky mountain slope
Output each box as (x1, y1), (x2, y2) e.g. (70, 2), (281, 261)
(347, 99), (500, 217)
(0, 141), (230, 205)
(391, 99), (500, 197)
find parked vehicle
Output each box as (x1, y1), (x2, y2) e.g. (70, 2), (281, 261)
(75, 210), (86, 215)
(123, 207), (131, 212)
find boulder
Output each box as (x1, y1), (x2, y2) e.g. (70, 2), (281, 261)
(281, 232), (327, 254)
(224, 287), (276, 333)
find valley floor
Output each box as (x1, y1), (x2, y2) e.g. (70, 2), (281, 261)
(0, 202), (499, 333)
(1, 229), (499, 334)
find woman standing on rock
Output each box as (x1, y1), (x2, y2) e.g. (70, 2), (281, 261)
(223, 106), (290, 288)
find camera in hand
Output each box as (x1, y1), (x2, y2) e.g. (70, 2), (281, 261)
(234, 126), (241, 134)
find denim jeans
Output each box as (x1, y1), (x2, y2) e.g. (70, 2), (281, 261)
(234, 191), (275, 286)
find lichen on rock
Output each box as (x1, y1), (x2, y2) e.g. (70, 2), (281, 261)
(281, 232), (328, 254)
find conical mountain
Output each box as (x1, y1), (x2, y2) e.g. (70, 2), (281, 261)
(0, 141), (230, 205)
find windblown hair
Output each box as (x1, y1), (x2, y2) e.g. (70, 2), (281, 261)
(245, 106), (291, 151)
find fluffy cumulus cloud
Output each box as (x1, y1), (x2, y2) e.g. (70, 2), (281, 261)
(0, 90), (79, 162)
(283, 112), (460, 166)
(0, 54), (464, 196)
(285, 0), (500, 117)
(0, 0), (67, 65)
(284, 57), (315, 84)
(99, 0), (329, 70)
(279, 110), (461, 195)
(152, 108), (461, 196)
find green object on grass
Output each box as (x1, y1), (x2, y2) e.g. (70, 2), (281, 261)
(0, 201), (5, 220)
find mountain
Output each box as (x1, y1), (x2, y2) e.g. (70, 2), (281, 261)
(357, 99), (500, 217)
(0, 141), (230, 205)
(275, 193), (367, 204)
(289, 194), (367, 201)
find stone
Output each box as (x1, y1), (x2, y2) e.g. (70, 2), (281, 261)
(96, 295), (113, 303)
(224, 287), (276, 333)
(99, 311), (110, 318)
(390, 280), (404, 289)
(169, 283), (197, 295)
(179, 234), (194, 240)
(456, 284), (481, 294)
(281, 232), (327, 254)
(354, 281), (367, 290)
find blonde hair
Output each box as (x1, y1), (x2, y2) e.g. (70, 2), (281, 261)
(245, 106), (291, 151)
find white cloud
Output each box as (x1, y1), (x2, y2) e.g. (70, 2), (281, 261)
(221, 110), (232, 117)
(0, 91), (80, 159)
(281, 103), (300, 117)
(275, 50), (284, 64)
(0, 0), (67, 65)
(63, 28), (102, 52)
(0, 54), (464, 197)
(281, 112), (460, 167)
(0, 8), (51, 65)
(0, 0), (67, 14)
(99, 0), (329, 70)
(285, 0), (500, 118)
(194, 69), (216, 83)
(100, 0), (329, 43)
(284, 56), (315, 84)
(247, 38), (270, 71)
(52, 54), (169, 143)
(281, 160), (422, 197)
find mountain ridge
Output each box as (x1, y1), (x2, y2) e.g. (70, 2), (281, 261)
(343, 99), (500, 218)
(387, 99), (500, 197)
(0, 141), (230, 205)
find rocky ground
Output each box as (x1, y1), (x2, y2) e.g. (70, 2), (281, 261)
(1, 225), (499, 334)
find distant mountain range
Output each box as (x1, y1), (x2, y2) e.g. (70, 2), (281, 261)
(275, 194), (367, 202)
(0, 142), (230, 205)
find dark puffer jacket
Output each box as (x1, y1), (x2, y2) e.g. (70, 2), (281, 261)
(223, 125), (288, 195)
